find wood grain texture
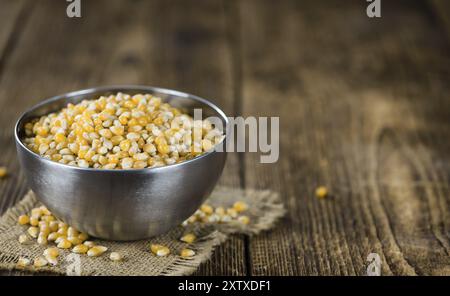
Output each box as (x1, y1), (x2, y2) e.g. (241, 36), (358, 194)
(0, 0), (449, 275)
(239, 0), (450, 275)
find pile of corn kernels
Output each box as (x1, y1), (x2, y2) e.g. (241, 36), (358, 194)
(23, 93), (224, 169)
(16, 201), (249, 268)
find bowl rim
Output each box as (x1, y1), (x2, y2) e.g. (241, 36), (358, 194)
(14, 85), (229, 173)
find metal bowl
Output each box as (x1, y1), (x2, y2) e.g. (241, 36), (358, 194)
(14, 86), (228, 240)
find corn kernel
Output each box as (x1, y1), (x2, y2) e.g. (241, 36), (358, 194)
(45, 255), (58, 266)
(83, 241), (95, 248)
(18, 215), (30, 225)
(78, 232), (89, 242)
(87, 246), (108, 257)
(67, 227), (79, 237)
(237, 215), (250, 225)
(68, 236), (82, 245)
(215, 207), (225, 216)
(44, 247), (60, 258)
(233, 201), (248, 213)
(150, 244), (164, 254)
(48, 232), (60, 242)
(72, 244), (89, 254)
(18, 234), (29, 244)
(109, 252), (123, 262)
(29, 217), (39, 227)
(200, 204), (214, 215)
(33, 257), (48, 267)
(180, 248), (195, 258)
(315, 186), (328, 199)
(17, 257), (31, 267)
(57, 239), (72, 249)
(27, 226), (39, 238)
(37, 233), (48, 245)
(180, 233), (196, 244)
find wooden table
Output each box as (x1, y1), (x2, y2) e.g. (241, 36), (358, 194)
(0, 0), (449, 276)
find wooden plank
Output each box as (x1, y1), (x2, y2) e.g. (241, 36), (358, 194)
(429, 0), (450, 39)
(0, 0), (27, 63)
(239, 0), (450, 275)
(0, 0), (245, 275)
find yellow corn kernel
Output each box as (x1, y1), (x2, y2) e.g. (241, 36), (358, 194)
(156, 246), (170, 257)
(33, 257), (48, 267)
(37, 233), (48, 245)
(110, 126), (124, 136)
(233, 201), (248, 213)
(180, 233), (196, 244)
(54, 133), (67, 143)
(180, 248), (195, 258)
(315, 186), (328, 199)
(68, 236), (82, 245)
(18, 234), (29, 244)
(200, 204), (214, 215)
(157, 143), (170, 155)
(67, 227), (79, 237)
(27, 226), (39, 238)
(45, 255), (58, 266)
(237, 215), (250, 225)
(83, 241), (95, 248)
(87, 246), (108, 257)
(215, 207), (225, 216)
(150, 244), (164, 254)
(57, 239), (72, 249)
(0, 167), (7, 178)
(18, 215), (30, 225)
(44, 247), (60, 258)
(99, 129), (113, 138)
(17, 257), (31, 267)
(119, 139), (131, 151)
(47, 232), (60, 242)
(78, 232), (89, 242)
(41, 215), (55, 222)
(133, 161), (147, 169)
(153, 117), (164, 125)
(29, 216), (39, 226)
(72, 244), (89, 254)
(109, 252), (123, 262)
(227, 208), (238, 218)
(49, 221), (59, 232)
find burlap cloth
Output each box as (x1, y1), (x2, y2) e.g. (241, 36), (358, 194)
(0, 187), (284, 276)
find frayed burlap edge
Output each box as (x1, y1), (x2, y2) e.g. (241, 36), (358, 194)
(0, 187), (285, 276)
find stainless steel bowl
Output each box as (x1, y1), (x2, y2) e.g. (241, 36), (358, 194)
(14, 86), (228, 240)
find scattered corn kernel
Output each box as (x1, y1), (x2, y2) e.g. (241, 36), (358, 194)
(27, 226), (39, 238)
(0, 166), (7, 178)
(72, 244), (89, 254)
(87, 246), (108, 257)
(37, 233), (48, 245)
(237, 215), (250, 225)
(83, 241), (95, 248)
(47, 232), (60, 242)
(18, 215), (30, 225)
(233, 201), (248, 213)
(29, 217), (39, 226)
(44, 247), (60, 258)
(156, 246), (170, 257)
(18, 234), (29, 244)
(200, 204), (214, 215)
(57, 239), (72, 249)
(17, 257), (31, 267)
(45, 255), (58, 266)
(180, 248), (196, 258)
(109, 252), (123, 262)
(315, 186), (328, 199)
(180, 233), (196, 244)
(33, 256), (48, 267)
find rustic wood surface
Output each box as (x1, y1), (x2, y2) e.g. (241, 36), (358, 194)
(0, 0), (448, 275)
